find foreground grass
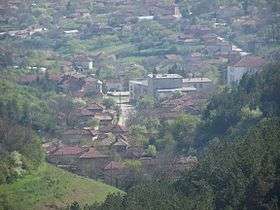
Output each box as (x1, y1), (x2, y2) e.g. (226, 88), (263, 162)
(0, 163), (121, 210)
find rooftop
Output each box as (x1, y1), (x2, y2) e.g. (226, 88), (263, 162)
(79, 147), (108, 159)
(86, 102), (104, 111)
(138, 16), (154, 20)
(232, 55), (266, 68)
(183, 77), (212, 83)
(147, 74), (183, 79)
(157, 87), (196, 93)
(129, 80), (148, 86)
(52, 145), (84, 156)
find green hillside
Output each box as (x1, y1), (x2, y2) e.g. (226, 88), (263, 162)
(0, 163), (122, 210)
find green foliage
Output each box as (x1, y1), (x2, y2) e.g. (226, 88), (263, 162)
(135, 95), (155, 111)
(170, 114), (200, 153)
(0, 118), (43, 184)
(196, 63), (280, 148)
(129, 125), (148, 146)
(102, 98), (116, 109)
(89, 181), (213, 210)
(0, 164), (121, 210)
(177, 118), (280, 210)
(145, 145), (157, 157)
(0, 80), (55, 131)
(123, 160), (142, 173)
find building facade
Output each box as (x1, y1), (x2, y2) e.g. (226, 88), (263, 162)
(227, 55), (266, 85)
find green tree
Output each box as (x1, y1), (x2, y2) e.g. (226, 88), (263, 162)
(103, 98), (116, 109)
(136, 96), (155, 111)
(170, 114), (199, 153)
(145, 145), (157, 157)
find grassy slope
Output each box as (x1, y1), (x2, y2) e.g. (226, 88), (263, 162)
(0, 163), (122, 210)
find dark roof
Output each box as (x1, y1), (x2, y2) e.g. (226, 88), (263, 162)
(79, 147), (108, 159)
(99, 124), (128, 133)
(112, 138), (130, 147)
(95, 134), (115, 146)
(52, 145), (84, 156)
(86, 102), (104, 111)
(232, 55), (266, 68)
(95, 114), (113, 121)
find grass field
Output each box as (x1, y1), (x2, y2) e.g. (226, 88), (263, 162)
(0, 163), (122, 210)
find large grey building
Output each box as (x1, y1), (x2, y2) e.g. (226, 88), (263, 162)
(129, 74), (197, 101)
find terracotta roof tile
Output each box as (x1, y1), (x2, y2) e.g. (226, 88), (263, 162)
(79, 147), (108, 159)
(52, 145), (84, 156)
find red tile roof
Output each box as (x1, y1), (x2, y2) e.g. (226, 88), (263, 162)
(52, 145), (84, 156)
(99, 124), (128, 133)
(233, 55), (266, 68)
(79, 147), (108, 159)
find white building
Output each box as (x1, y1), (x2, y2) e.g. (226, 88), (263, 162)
(129, 74), (197, 101)
(138, 16), (154, 21)
(227, 55), (266, 85)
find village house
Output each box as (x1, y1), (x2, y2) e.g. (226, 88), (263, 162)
(105, 79), (124, 92)
(94, 112), (114, 126)
(111, 135), (130, 153)
(72, 54), (94, 72)
(160, 93), (208, 115)
(58, 72), (86, 93)
(204, 37), (232, 56)
(183, 25), (212, 37)
(93, 133), (116, 151)
(54, 72), (103, 96)
(124, 146), (145, 159)
(98, 124), (128, 135)
(183, 77), (214, 93)
(85, 102), (105, 113)
(82, 77), (103, 96)
(60, 128), (93, 144)
(47, 145), (85, 165)
(79, 147), (110, 178)
(73, 108), (96, 126)
(227, 55), (266, 85)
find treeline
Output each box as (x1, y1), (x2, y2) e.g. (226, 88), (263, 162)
(72, 64), (280, 210)
(0, 77), (60, 185)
